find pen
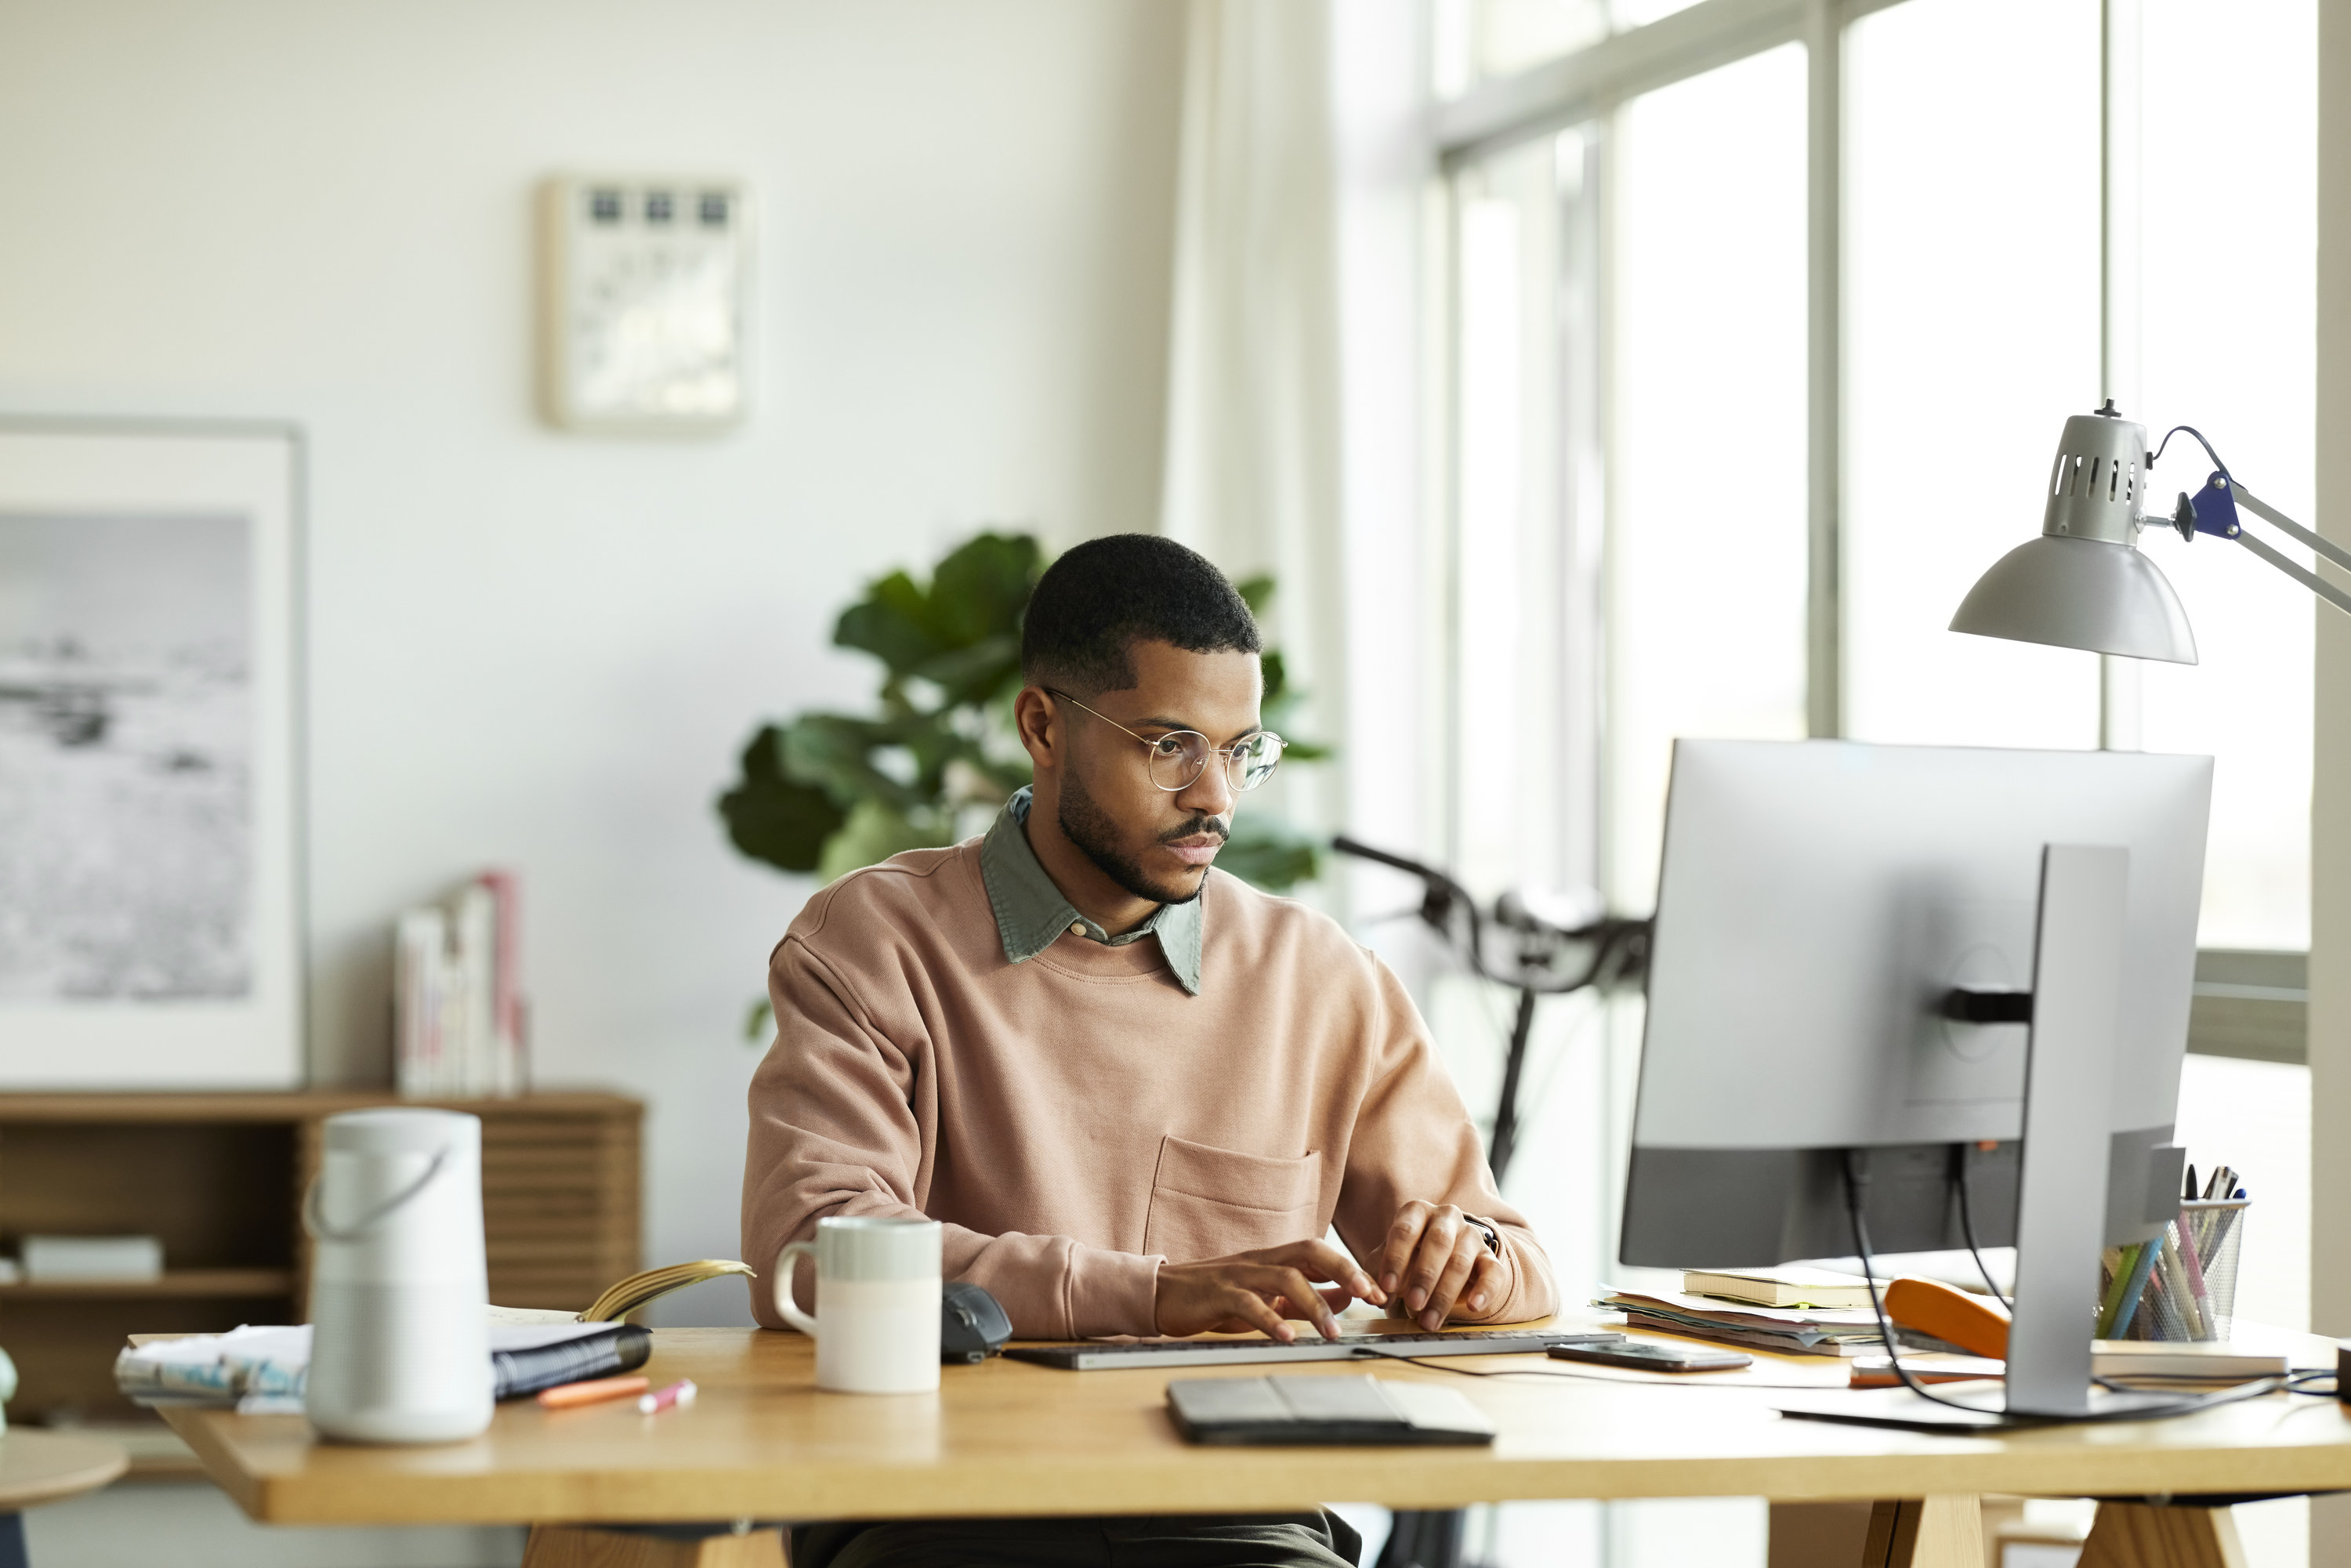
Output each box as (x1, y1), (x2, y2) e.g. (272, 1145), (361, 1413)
(538, 1374), (650, 1410)
(638, 1378), (697, 1414)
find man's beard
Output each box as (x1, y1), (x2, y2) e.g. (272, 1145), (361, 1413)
(1058, 766), (1226, 907)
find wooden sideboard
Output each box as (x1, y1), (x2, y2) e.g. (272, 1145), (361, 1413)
(0, 1090), (642, 1461)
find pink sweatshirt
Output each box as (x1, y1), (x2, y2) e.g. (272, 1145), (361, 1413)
(741, 840), (1558, 1338)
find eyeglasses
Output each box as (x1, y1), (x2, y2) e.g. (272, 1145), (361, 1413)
(1044, 689), (1286, 792)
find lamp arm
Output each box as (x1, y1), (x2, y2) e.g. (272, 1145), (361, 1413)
(2191, 482), (2351, 620)
(2232, 529), (2351, 621)
(2229, 483), (2351, 577)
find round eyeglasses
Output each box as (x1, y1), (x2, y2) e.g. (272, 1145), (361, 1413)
(1044, 689), (1286, 792)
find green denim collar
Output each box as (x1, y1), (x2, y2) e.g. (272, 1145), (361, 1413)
(980, 787), (1203, 996)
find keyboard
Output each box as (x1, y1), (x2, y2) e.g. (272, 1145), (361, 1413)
(1004, 1328), (1623, 1371)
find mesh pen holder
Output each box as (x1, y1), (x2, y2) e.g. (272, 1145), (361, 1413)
(2097, 1198), (2248, 1342)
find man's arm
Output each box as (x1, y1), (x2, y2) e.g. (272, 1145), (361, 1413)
(1331, 958), (1560, 1327)
(741, 935), (1163, 1339)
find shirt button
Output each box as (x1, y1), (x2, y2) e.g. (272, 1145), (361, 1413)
(1068, 922), (1085, 936)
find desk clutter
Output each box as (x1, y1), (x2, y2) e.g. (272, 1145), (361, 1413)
(1594, 1283), (1947, 1357)
(2099, 1165), (2250, 1342)
(116, 1320), (653, 1413)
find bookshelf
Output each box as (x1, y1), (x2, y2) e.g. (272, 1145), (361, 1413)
(0, 1090), (642, 1472)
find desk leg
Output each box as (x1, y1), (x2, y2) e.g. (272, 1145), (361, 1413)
(2076, 1503), (2247, 1568)
(1860, 1497), (1986, 1568)
(520, 1523), (787, 1568)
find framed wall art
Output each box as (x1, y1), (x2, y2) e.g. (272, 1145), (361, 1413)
(0, 419), (304, 1087)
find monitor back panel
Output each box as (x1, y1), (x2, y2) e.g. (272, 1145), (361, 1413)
(1620, 740), (2208, 1267)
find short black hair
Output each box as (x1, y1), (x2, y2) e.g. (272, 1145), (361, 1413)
(1020, 534), (1262, 695)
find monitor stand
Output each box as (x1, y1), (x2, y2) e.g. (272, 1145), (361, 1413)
(2003, 842), (2127, 1417)
(1780, 844), (2133, 1431)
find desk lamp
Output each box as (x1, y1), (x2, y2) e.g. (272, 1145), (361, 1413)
(1893, 404), (2326, 1424)
(1951, 400), (2350, 656)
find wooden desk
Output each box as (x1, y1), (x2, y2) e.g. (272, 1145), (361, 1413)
(155, 1322), (2351, 1568)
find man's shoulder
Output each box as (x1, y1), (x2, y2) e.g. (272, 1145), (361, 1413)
(781, 840), (983, 954)
(1204, 867), (1378, 969)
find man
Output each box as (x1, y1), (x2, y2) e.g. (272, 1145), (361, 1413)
(744, 534), (1556, 1566)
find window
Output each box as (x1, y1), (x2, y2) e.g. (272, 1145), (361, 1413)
(1842, 0), (2103, 751)
(1607, 44), (1808, 911)
(1410, 13), (2319, 1565)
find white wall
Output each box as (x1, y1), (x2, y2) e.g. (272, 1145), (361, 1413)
(0, 0), (1184, 1322)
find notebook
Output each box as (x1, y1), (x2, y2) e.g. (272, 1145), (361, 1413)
(1167, 1375), (1497, 1446)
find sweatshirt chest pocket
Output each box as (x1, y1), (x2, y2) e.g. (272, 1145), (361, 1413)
(1141, 1135), (1323, 1263)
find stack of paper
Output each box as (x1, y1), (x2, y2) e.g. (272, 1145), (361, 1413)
(1596, 1287), (1931, 1358)
(394, 869), (526, 1099)
(116, 1320), (639, 1413)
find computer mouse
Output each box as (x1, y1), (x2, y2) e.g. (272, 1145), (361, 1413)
(941, 1280), (1012, 1363)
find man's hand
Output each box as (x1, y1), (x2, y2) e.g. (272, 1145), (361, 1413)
(1379, 1200), (1505, 1331)
(1154, 1240), (1387, 1343)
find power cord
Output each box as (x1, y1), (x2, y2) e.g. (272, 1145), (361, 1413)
(1849, 1149), (2299, 1424)
(1950, 1144), (2012, 1307)
(1843, 1150), (1999, 1416)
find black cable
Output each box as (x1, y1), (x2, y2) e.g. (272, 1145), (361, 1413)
(2149, 425), (2236, 485)
(1951, 1145), (2012, 1308)
(1842, 1150), (1994, 1415)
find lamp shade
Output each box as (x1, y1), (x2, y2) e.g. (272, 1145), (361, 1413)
(1947, 407), (2198, 664)
(1950, 534), (2197, 664)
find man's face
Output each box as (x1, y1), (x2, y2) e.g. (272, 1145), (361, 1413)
(1055, 639), (1263, 906)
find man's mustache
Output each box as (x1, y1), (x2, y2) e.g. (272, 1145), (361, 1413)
(1160, 815), (1230, 844)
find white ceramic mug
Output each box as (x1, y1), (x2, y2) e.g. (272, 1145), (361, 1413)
(774, 1215), (942, 1394)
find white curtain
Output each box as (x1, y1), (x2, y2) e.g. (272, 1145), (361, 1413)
(1157, 0), (1348, 864)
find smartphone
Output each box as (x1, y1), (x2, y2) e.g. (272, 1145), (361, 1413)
(1548, 1342), (1751, 1373)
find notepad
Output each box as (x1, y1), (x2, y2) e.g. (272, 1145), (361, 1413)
(1166, 1375), (1497, 1447)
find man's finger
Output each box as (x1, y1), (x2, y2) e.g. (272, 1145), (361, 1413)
(1379, 1202), (1433, 1296)
(1256, 1265), (1341, 1339)
(1268, 1239), (1382, 1305)
(1404, 1209), (1464, 1313)
(1419, 1232), (1481, 1329)
(1460, 1250), (1505, 1317)
(1219, 1284), (1295, 1342)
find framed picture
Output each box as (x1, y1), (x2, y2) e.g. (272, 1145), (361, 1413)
(0, 419), (304, 1087)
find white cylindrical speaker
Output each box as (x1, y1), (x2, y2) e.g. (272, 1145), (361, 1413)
(303, 1108), (492, 1443)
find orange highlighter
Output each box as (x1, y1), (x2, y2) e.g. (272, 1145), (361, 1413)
(537, 1374), (652, 1410)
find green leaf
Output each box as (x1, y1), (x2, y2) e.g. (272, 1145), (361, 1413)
(910, 632), (1024, 709)
(1234, 574), (1276, 618)
(817, 799), (947, 882)
(744, 997), (775, 1042)
(716, 725), (848, 873)
(782, 714), (927, 813)
(1215, 816), (1322, 892)
(927, 533), (1044, 646)
(835, 573), (944, 675)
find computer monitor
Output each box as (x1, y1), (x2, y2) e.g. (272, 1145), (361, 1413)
(1620, 739), (2210, 1274)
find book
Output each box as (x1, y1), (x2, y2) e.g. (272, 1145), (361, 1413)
(1849, 1342), (2290, 1389)
(483, 1259), (758, 1327)
(393, 869), (529, 1099)
(1682, 1267), (1875, 1309)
